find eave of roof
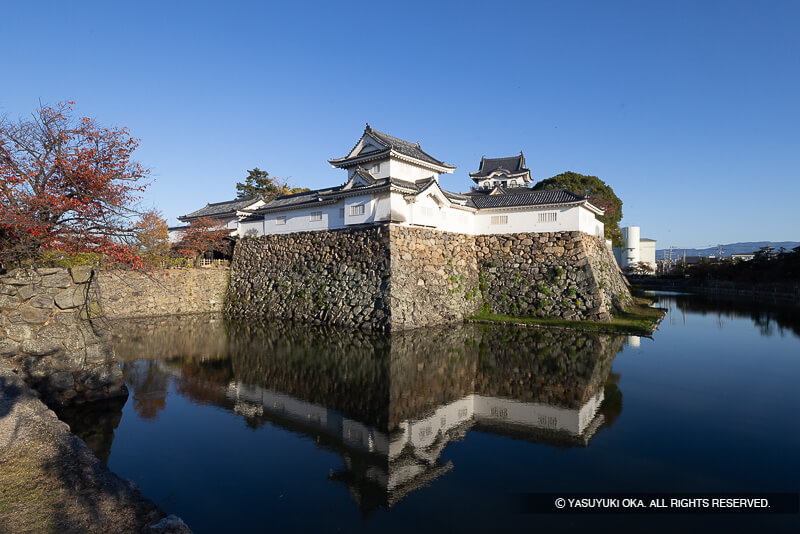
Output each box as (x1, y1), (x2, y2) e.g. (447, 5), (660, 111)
(246, 180), (406, 216)
(469, 170), (532, 182)
(178, 195), (262, 221)
(466, 188), (604, 212)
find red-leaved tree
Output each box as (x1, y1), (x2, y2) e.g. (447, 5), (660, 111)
(177, 217), (231, 266)
(0, 101), (149, 267)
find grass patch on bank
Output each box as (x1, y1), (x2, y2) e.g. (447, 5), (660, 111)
(467, 297), (665, 336)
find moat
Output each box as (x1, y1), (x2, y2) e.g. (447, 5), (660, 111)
(57, 293), (800, 532)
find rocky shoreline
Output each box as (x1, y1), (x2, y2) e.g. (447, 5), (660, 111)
(0, 267), (194, 532)
(0, 360), (190, 533)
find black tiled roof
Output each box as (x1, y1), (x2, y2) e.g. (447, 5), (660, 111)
(466, 186), (533, 196)
(249, 178), (402, 215)
(352, 167), (377, 185)
(366, 125), (453, 168)
(468, 189), (585, 209)
(330, 125), (455, 169)
(179, 196), (261, 221)
(389, 177), (421, 190)
(469, 153), (530, 179)
(252, 187), (343, 212)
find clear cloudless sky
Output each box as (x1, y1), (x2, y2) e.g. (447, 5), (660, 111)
(3, 0), (799, 249)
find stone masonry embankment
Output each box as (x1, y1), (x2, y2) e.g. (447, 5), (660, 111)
(227, 226), (391, 329)
(96, 268), (229, 319)
(477, 231), (631, 321)
(0, 267), (126, 408)
(226, 224), (631, 330)
(389, 225), (481, 329)
(1, 266), (229, 407)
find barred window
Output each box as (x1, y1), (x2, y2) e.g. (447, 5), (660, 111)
(490, 215), (508, 225)
(310, 211), (322, 222)
(350, 204), (365, 216)
(339, 207), (345, 218)
(276, 216), (286, 225)
(538, 212), (557, 223)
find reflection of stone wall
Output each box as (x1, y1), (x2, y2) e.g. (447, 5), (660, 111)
(388, 326), (479, 428)
(121, 317), (623, 432)
(227, 322), (391, 428)
(0, 267), (126, 407)
(227, 227), (391, 330)
(477, 232), (631, 321)
(473, 325), (624, 407)
(110, 314), (229, 361)
(96, 268), (229, 319)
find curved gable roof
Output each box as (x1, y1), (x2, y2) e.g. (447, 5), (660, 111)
(330, 124), (455, 171)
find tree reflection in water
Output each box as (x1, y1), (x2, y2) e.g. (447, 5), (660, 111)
(654, 292), (800, 338)
(122, 361), (169, 420)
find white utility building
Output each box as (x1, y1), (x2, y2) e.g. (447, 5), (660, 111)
(613, 226), (656, 273)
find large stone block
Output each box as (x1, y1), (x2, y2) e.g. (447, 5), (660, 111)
(21, 337), (62, 356)
(18, 305), (53, 324)
(16, 285), (36, 301)
(1, 270), (40, 286)
(0, 294), (20, 309)
(0, 284), (16, 295)
(41, 270), (72, 288)
(70, 265), (93, 284)
(4, 323), (35, 342)
(29, 294), (55, 309)
(55, 286), (87, 309)
(36, 268), (63, 275)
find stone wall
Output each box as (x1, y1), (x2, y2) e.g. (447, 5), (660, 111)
(389, 226), (481, 329)
(226, 225), (631, 330)
(477, 231), (631, 321)
(227, 226), (392, 330)
(96, 267), (229, 319)
(0, 267), (126, 407)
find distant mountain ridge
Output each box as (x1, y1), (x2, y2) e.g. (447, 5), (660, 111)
(656, 241), (800, 259)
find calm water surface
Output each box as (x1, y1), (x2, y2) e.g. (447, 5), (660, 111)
(58, 293), (800, 532)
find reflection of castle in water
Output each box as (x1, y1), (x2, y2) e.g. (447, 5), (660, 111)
(227, 384), (607, 510)
(102, 316), (625, 514)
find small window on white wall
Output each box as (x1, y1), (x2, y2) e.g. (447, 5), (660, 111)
(538, 212), (557, 223)
(339, 207), (345, 218)
(310, 211), (322, 222)
(371, 163), (380, 174)
(350, 204), (365, 216)
(490, 215), (508, 225)
(276, 216), (286, 225)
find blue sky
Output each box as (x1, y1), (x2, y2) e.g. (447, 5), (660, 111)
(3, 0), (798, 249)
